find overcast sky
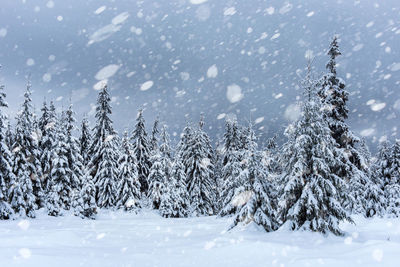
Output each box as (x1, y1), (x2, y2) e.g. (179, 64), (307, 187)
(0, 0), (399, 150)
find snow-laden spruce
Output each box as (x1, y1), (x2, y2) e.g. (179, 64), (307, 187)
(65, 103), (84, 193)
(318, 36), (373, 216)
(73, 171), (97, 219)
(49, 112), (73, 211)
(131, 109), (151, 194)
(159, 125), (190, 218)
(79, 115), (91, 167)
(0, 80), (14, 219)
(116, 131), (141, 211)
(39, 101), (57, 192)
(9, 83), (43, 218)
(229, 122), (277, 231)
(160, 156), (190, 218)
(278, 63), (353, 236)
(183, 116), (216, 216)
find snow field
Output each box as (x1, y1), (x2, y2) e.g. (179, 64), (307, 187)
(1, 210), (399, 267)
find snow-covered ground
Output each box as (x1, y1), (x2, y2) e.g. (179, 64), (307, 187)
(0, 211), (399, 267)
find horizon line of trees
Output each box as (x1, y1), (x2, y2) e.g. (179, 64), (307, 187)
(0, 36), (399, 236)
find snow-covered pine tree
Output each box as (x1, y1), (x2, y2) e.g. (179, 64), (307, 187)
(229, 122), (277, 232)
(65, 103), (84, 193)
(150, 116), (160, 153)
(183, 116), (216, 216)
(79, 115), (91, 167)
(46, 178), (62, 216)
(278, 62), (352, 236)
(159, 125), (173, 176)
(94, 133), (119, 208)
(73, 171), (97, 219)
(358, 138), (385, 218)
(147, 152), (165, 209)
(116, 131), (141, 211)
(18, 82), (44, 208)
(374, 140), (392, 190)
(9, 113), (37, 218)
(390, 140), (400, 185)
(131, 109), (151, 194)
(40, 101), (57, 191)
(160, 156), (190, 218)
(49, 112), (73, 210)
(88, 84), (115, 181)
(318, 36), (372, 215)
(5, 120), (13, 150)
(0, 78), (14, 219)
(88, 84), (119, 206)
(384, 140), (400, 217)
(219, 149), (243, 217)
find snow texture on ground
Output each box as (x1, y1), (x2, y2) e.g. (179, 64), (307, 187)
(0, 210), (399, 267)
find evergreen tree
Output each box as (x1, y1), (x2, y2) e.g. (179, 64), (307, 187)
(94, 134), (119, 208)
(147, 152), (165, 209)
(390, 140), (400, 184)
(9, 82), (43, 217)
(88, 84), (115, 184)
(183, 116), (216, 216)
(374, 141), (393, 190)
(65, 103), (84, 192)
(9, 113), (37, 218)
(73, 171), (97, 219)
(150, 116), (160, 153)
(160, 157), (190, 218)
(116, 131), (141, 211)
(229, 123), (277, 231)
(219, 150), (243, 217)
(131, 109), (151, 194)
(278, 63), (352, 236)
(50, 112), (73, 210)
(0, 78), (14, 219)
(88, 84), (119, 207)
(40, 101), (57, 191)
(5, 120), (14, 150)
(19, 82), (44, 207)
(79, 115), (91, 167)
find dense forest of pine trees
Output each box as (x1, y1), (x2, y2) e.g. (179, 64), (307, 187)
(0, 36), (399, 236)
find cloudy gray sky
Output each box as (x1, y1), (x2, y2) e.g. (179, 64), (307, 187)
(0, 0), (399, 150)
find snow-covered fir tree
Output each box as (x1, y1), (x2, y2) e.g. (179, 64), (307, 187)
(17, 82), (44, 208)
(5, 120), (13, 150)
(94, 133), (119, 208)
(40, 101), (57, 191)
(73, 171), (97, 219)
(383, 140), (400, 217)
(219, 149), (243, 217)
(131, 109), (151, 194)
(116, 131), (141, 211)
(229, 122), (277, 232)
(88, 84), (119, 207)
(88, 84), (116, 182)
(278, 63), (353, 236)
(150, 116), (160, 153)
(147, 152), (165, 209)
(318, 36), (372, 215)
(374, 141), (392, 190)
(79, 115), (91, 167)
(183, 116), (216, 216)
(160, 156), (190, 218)
(49, 112), (73, 210)
(0, 79), (14, 219)
(65, 103), (84, 192)
(9, 114), (37, 218)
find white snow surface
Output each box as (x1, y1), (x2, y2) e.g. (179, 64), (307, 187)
(1, 211), (400, 267)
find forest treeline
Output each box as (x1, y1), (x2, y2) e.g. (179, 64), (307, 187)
(0, 36), (399, 236)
